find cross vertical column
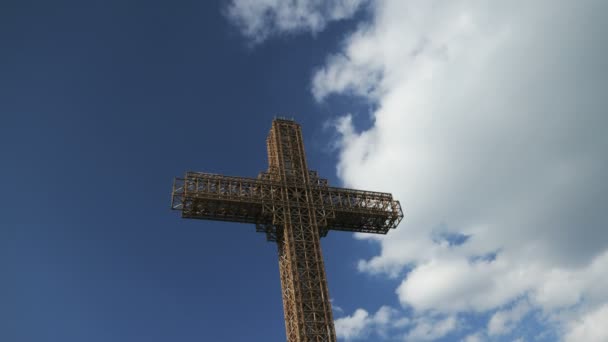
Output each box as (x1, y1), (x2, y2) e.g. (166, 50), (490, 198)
(267, 119), (337, 342)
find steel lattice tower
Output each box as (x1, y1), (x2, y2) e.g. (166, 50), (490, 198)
(171, 118), (403, 341)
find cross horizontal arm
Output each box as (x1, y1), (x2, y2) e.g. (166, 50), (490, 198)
(171, 172), (279, 224)
(318, 187), (404, 234)
(171, 171), (403, 235)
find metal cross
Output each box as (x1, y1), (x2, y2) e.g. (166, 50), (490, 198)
(171, 118), (403, 342)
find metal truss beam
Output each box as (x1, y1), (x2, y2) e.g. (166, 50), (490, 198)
(171, 173), (402, 235)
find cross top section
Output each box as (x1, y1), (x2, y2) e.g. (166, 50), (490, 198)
(172, 119), (403, 241)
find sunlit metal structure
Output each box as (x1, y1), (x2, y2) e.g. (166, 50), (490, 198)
(171, 118), (403, 342)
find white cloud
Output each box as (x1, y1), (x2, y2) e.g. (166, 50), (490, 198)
(564, 304), (608, 342)
(487, 300), (530, 336)
(334, 306), (407, 340)
(396, 257), (530, 313)
(335, 308), (370, 340)
(462, 333), (484, 342)
(407, 315), (457, 341)
(331, 298), (345, 314)
(312, 0), (608, 340)
(225, 0), (367, 43)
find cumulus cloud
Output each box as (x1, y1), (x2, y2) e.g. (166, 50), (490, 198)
(225, 0), (608, 339)
(462, 333), (484, 342)
(564, 304), (608, 342)
(487, 300), (530, 336)
(407, 315), (457, 341)
(334, 306), (407, 340)
(335, 306), (408, 340)
(335, 308), (370, 340)
(312, 0), (608, 340)
(225, 0), (367, 43)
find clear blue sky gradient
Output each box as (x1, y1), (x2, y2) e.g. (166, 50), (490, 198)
(1, 1), (400, 341)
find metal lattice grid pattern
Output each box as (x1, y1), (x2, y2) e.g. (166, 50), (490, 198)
(171, 118), (403, 342)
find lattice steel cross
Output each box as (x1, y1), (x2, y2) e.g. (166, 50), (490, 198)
(171, 118), (403, 342)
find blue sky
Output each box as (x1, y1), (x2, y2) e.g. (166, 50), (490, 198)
(3, 1), (608, 342)
(1, 1), (390, 341)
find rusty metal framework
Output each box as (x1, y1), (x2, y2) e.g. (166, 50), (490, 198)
(171, 118), (403, 342)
